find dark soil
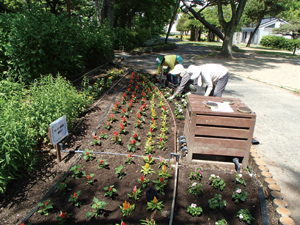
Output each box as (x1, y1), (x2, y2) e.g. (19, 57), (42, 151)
(0, 68), (278, 225)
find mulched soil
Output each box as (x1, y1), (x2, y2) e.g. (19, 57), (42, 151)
(0, 67), (278, 225)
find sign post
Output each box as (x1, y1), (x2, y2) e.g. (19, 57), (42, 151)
(48, 115), (69, 162)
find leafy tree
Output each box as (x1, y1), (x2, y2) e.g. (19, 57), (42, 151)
(273, 20), (300, 39)
(241, 0), (286, 47)
(181, 0), (247, 58)
(176, 14), (190, 39)
(114, 0), (176, 34)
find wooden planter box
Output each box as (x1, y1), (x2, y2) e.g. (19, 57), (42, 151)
(183, 95), (256, 169)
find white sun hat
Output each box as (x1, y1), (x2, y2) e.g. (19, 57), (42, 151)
(169, 64), (186, 77)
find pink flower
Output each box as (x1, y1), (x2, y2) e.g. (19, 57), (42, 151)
(191, 203), (197, 208)
(159, 156), (163, 162)
(133, 186), (137, 193)
(236, 189), (242, 194)
(192, 182), (197, 186)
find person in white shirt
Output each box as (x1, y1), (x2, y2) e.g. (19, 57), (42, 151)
(168, 64), (229, 99)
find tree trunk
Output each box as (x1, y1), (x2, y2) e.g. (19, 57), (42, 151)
(101, 0), (114, 27)
(246, 17), (264, 47)
(190, 26), (196, 41)
(165, 0), (180, 44)
(95, 0), (101, 26)
(198, 27), (202, 41)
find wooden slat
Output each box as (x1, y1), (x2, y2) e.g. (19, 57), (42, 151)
(195, 126), (249, 139)
(192, 145), (245, 157)
(194, 137), (248, 150)
(196, 115), (252, 128)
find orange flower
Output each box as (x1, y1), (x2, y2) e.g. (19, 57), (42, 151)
(153, 196), (158, 204)
(124, 200), (130, 210)
(73, 193), (77, 198)
(93, 135), (97, 139)
(100, 159), (104, 164)
(163, 165), (167, 173)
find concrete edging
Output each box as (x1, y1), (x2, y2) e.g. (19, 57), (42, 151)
(249, 147), (296, 224)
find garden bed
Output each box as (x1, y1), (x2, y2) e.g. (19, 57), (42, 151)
(0, 69), (277, 225)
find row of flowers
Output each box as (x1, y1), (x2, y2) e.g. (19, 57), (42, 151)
(185, 168), (255, 224)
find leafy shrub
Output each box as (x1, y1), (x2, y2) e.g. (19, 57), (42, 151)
(0, 8), (114, 83)
(0, 75), (90, 193)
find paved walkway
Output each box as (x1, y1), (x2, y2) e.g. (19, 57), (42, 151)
(118, 42), (300, 224)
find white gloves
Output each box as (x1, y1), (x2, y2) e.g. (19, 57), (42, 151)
(168, 95), (175, 100)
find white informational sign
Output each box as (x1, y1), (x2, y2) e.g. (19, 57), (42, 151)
(49, 115), (69, 146)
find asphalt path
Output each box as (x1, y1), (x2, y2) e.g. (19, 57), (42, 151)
(118, 42), (300, 224)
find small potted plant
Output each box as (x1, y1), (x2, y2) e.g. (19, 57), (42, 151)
(128, 185), (142, 200)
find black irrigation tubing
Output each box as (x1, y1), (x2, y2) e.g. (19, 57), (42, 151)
(248, 166), (269, 225)
(17, 156), (81, 225)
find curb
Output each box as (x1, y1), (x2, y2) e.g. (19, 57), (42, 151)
(249, 147), (296, 224)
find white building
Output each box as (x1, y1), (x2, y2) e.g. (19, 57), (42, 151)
(233, 17), (290, 45)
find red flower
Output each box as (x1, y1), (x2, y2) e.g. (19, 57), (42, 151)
(127, 153), (132, 158)
(122, 221), (126, 225)
(60, 212), (66, 218)
(73, 193), (77, 198)
(148, 154), (151, 160)
(21, 223), (25, 225)
(114, 131), (118, 136)
(123, 108), (126, 113)
(122, 96), (125, 101)
(143, 103), (146, 108)
(100, 159), (104, 164)
(160, 137), (163, 142)
(93, 135), (97, 139)
(107, 121), (110, 126)
(132, 94), (135, 98)
(150, 127), (153, 133)
(120, 123), (124, 130)
(108, 186), (112, 192)
(116, 101), (119, 106)
(87, 175), (90, 179)
(110, 114), (114, 119)
(133, 133), (138, 139)
(137, 121), (141, 125)
(101, 130), (105, 134)
(123, 116), (127, 123)
(128, 88), (131, 92)
(152, 117), (155, 121)
(142, 92), (146, 97)
(45, 201), (50, 206)
(160, 177), (164, 183)
(141, 175), (144, 183)
(129, 102), (132, 108)
(130, 139), (136, 145)
(132, 72), (135, 76)
(123, 93), (127, 97)
(137, 112), (141, 119)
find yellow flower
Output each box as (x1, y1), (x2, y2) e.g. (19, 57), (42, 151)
(145, 163), (149, 169)
(92, 92), (94, 95)
(89, 96), (92, 99)
(148, 137), (152, 142)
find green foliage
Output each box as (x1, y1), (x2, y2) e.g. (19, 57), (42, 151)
(209, 174), (226, 191)
(208, 194), (227, 210)
(232, 188), (248, 203)
(237, 209), (255, 224)
(260, 35), (300, 54)
(86, 197), (107, 219)
(0, 75), (90, 194)
(187, 203), (203, 217)
(0, 9), (113, 83)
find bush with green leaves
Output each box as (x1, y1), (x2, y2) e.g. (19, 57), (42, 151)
(0, 8), (113, 83)
(0, 75), (90, 194)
